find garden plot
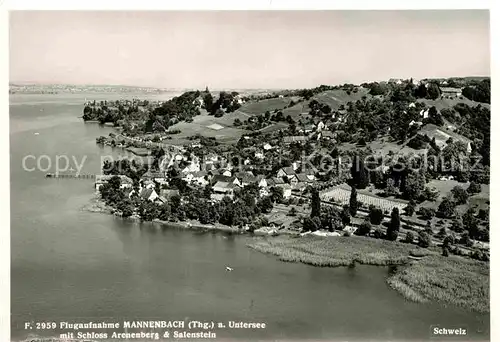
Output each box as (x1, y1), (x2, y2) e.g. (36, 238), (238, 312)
(320, 187), (408, 212)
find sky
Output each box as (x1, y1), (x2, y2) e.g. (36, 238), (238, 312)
(9, 10), (490, 89)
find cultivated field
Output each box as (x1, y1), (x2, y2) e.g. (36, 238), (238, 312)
(417, 97), (490, 111)
(320, 186), (408, 212)
(239, 96), (300, 115)
(313, 88), (371, 110)
(167, 111), (250, 144)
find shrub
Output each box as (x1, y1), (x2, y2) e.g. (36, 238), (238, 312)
(437, 196), (456, 218)
(369, 205), (384, 225)
(403, 200), (416, 216)
(443, 234), (456, 248)
(418, 231), (431, 248)
(467, 181), (482, 194)
(417, 207), (436, 220)
(436, 227), (447, 239)
(451, 186), (469, 205)
(404, 231), (415, 244)
(373, 228), (384, 239)
(356, 220), (372, 236)
(460, 231), (474, 247)
(450, 219), (464, 233)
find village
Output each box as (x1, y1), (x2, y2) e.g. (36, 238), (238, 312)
(87, 76), (490, 264)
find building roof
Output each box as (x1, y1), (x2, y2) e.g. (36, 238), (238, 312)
(279, 167), (296, 176)
(192, 171), (208, 178)
(140, 188), (156, 199)
(296, 173), (312, 183)
(213, 181), (236, 191)
(95, 175), (133, 185)
(283, 136), (307, 143)
(440, 87), (462, 93)
(212, 175), (237, 184)
(160, 189), (180, 198)
(321, 131), (335, 138)
(270, 177), (285, 186)
(142, 170), (165, 179)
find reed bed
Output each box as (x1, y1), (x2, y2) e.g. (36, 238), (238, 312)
(388, 255), (489, 313)
(248, 235), (489, 313)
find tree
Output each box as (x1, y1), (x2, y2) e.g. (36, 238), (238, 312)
(303, 216), (321, 232)
(258, 196), (273, 214)
(450, 219), (464, 233)
(349, 187), (358, 217)
(356, 220), (372, 236)
(467, 181), (481, 195)
(403, 200), (416, 216)
(437, 196), (456, 218)
(350, 155), (369, 189)
(270, 186), (284, 203)
(451, 186), (469, 205)
(422, 187), (439, 202)
(369, 205), (384, 225)
(341, 205), (351, 225)
(385, 178), (398, 196)
(320, 206), (344, 231)
(418, 231), (431, 248)
(386, 208), (400, 241)
(460, 231), (474, 247)
(478, 208), (489, 221)
(373, 228), (384, 239)
(203, 92), (214, 111)
(404, 231), (415, 244)
(310, 188), (321, 218)
(462, 208), (479, 239)
(443, 234), (455, 249)
(427, 83), (441, 100)
(436, 227), (447, 239)
(417, 207), (436, 220)
(214, 108), (224, 117)
(403, 171), (425, 201)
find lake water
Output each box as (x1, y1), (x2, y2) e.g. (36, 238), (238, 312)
(10, 93), (489, 341)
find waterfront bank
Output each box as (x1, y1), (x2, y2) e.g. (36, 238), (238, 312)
(248, 235), (489, 313)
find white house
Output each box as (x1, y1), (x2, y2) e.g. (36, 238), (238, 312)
(316, 121), (325, 131)
(263, 143), (274, 151)
(277, 167), (296, 179)
(277, 184), (292, 199)
(211, 181), (236, 201)
(257, 176), (268, 188)
(254, 151), (265, 160)
(140, 188), (159, 202)
(95, 175), (133, 191)
(420, 109), (429, 119)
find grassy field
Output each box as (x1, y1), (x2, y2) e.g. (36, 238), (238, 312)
(248, 235), (412, 267)
(313, 88), (371, 110)
(417, 97), (490, 111)
(167, 111), (250, 144)
(248, 235), (489, 312)
(239, 96), (300, 115)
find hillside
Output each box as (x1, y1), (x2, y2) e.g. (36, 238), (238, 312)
(417, 97), (490, 111)
(238, 96), (301, 115)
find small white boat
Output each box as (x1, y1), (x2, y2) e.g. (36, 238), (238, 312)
(34, 132), (39, 135)
(225, 266), (233, 272)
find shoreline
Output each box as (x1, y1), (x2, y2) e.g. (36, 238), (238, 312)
(82, 197), (489, 314)
(248, 235), (489, 314)
(81, 196), (298, 237)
